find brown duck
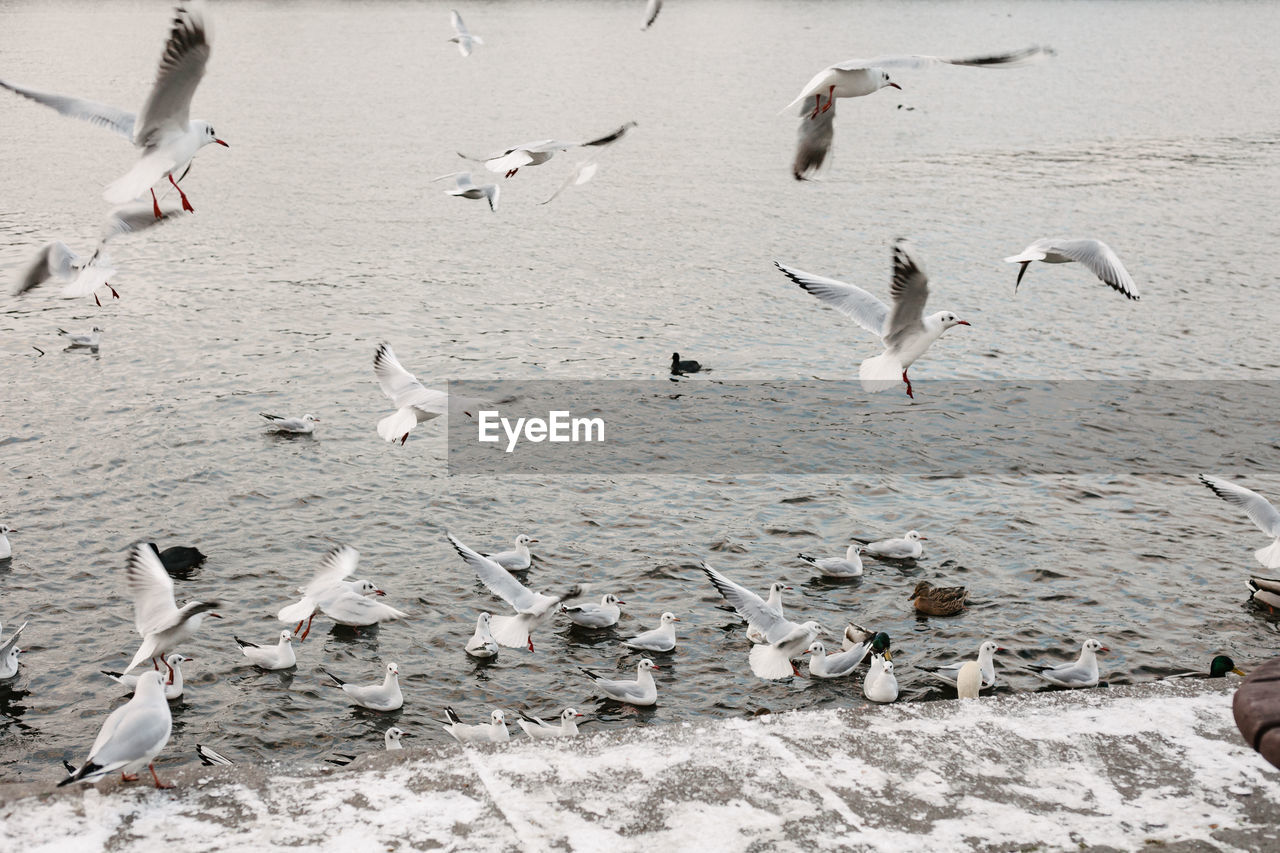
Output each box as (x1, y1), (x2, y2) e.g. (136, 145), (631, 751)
(908, 580), (968, 616)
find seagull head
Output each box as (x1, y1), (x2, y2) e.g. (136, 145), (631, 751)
(196, 121), (229, 148)
(515, 534), (538, 546)
(562, 708), (584, 721)
(386, 662), (400, 676)
(879, 71), (902, 91)
(280, 630), (294, 643)
(906, 530), (927, 542)
(490, 709), (506, 725)
(303, 414), (320, 423)
(769, 582), (794, 595)
(805, 641), (826, 656)
(660, 612), (680, 625)
(933, 312), (970, 330)
(638, 658), (659, 671)
(1083, 639), (1109, 654)
(355, 580), (386, 597)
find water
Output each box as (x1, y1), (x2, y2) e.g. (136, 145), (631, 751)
(2, 0), (1279, 781)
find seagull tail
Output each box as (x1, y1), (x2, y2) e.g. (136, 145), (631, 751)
(58, 760), (105, 787)
(1256, 539), (1280, 569)
(487, 615), (530, 649)
(277, 598), (314, 624)
(798, 553), (818, 566)
(321, 667), (346, 687)
(748, 644), (800, 680)
(377, 408), (417, 443)
(233, 636), (254, 649)
(858, 353), (903, 393)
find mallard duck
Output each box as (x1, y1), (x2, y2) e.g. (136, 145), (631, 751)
(908, 580), (968, 616)
(841, 623), (891, 662)
(1168, 655), (1246, 679)
(1249, 577), (1280, 612)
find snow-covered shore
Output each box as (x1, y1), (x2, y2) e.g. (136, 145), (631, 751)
(3, 679), (1278, 852)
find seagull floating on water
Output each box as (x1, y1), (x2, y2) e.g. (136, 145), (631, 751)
(804, 641), (867, 679)
(261, 413), (319, 434)
(564, 594), (624, 628)
(1031, 639), (1107, 688)
(0, 620), (27, 679)
(102, 653), (190, 700)
(777, 241), (969, 397)
(799, 543), (864, 578)
(785, 46), (1052, 180)
(121, 542), (221, 679)
(60, 671), (174, 789)
(465, 612), (499, 658)
(581, 659), (660, 706)
(0, 526), (12, 561)
(59, 327), (103, 351)
(517, 708), (584, 739)
(324, 662), (403, 711)
(1005, 238), (1139, 300)
(924, 640), (1002, 690)
(448, 10), (484, 57)
(235, 630), (296, 670)
(1199, 474), (1280, 568)
(433, 171), (499, 212)
(855, 530), (926, 560)
(460, 122), (636, 178)
(863, 653), (898, 703)
(442, 708), (510, 743)
(623, 612), (680, 652)
(486, 534), (537, 571)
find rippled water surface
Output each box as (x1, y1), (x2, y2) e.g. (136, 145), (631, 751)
(2, 0), (1280, 780)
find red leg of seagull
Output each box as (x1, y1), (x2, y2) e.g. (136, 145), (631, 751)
(152, 658), (161, 671)
(505, 168), (519, 178)
(95, 293), (101, 307)
(902, 370), (914, 399)
(527, 636), (535, 652)
(809, 95), (822, 120)
(821, 85), (835, 113)
(164, 657), (175, 686)
(400, 433), (408, 446)
(122, 772), (139, 782)
(149, 764), (174, 789)
(151, 188), (162, 219)
(299, 614), (314, 642)
(792, 663), (801, 677)
(109, 284), (119, 299)
(168, 174), (194, 213)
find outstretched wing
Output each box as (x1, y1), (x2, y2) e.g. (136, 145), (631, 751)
(303, 545), (360, 599)
(134, 2), (212, 147)
(1201, 475), (1280, 538)
(373, 343), (449, 414)
(700, 562), (790, 642)
(835, 46), (1054, 72)
(1042, 238), (1139, 300)
(775, 260), (889, 338)
(126, 543), (180, 636)
(0, 77), (136, 140)
(883, 239), (929, 349)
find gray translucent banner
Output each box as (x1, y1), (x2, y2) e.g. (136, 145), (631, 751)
(444, 381), (1278, 476)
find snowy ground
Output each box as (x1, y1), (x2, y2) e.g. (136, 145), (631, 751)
(2, 680), (1278, 852)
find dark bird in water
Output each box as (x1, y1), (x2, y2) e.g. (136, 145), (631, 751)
(148, 542), (207, 577)
(670, 352), (702, 375)
(908, 580), (968, 616)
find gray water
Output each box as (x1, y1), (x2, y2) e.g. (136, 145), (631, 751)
(1, 0), (1279, 781)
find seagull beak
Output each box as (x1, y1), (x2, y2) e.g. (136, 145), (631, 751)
(918, 536), (929, 541)
(617, 600), (627, 605)
(784, 586), (794, 591)
(209, 612), (223, 619)
(529, 539), (540, 543)
(956, 321), (970, 326)
(649, 664), (661, 669)
(889, 82), (903, 90)
(375, 589), (386, 596)
(671, 617), (681, 621)
(215, 138), (229, 147)
(1099, 647), (1111, 653)
(996, 647), (1006, 653)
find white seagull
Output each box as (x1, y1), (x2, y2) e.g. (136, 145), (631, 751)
(324, 662), (403, 711)
(11, 242), (87, 299)
(564, 594), (624, 628)
(442, 708), (510, 743)
(784, 46), (1052, 180)
(486, 534), (537, 571)
(538, 161), (600, 206)
(581, 659), (660, 706)
(460, 122), (636, 178)
(0, 620), (27, 679)
(59, 671), (174, 788)
(448, 10), (484, 57)
(622, 612), (680, 652)
(804, 641), (866, 679)
(60, 202), (192, 305)
(260, 413), (319, 434)
(373, 343), (482, 445)
(447, 532), (581, 652)
(433, 172), (499, 212)
(701, 562), (824, 679)
(59, 327), (103, 350)
(384, 727), (407, 750)
(235, 630), (296, 670)
(856, 530), (926, 560)
(777, 241), (969, 397)
(1004, 238), (1139, 300)
(121, 542), (221, 678)
(0, 525), (11, 560)
(276, 545), (406, 639)
(956, 661), (982, 700)
(465, 612), (499, 658)
(0, 3), (228, 215)
(517, 708), (584, 739)
(102, 653), (190, 700)
(1031, 639), (1107, 689)
(1200, 474), (1280, 568)
(798, 544), (864, 578)
(746, 582), (792, 644)
(924, 640), (1003, 690)
(863, 653), (899, 703)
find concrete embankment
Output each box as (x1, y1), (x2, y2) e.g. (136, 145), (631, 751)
(2, 679), (1278, 852)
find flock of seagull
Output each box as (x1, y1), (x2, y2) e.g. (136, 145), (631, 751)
(0, 0), (1274, 793)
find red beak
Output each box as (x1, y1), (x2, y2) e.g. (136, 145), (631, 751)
(209, 613), (223, 619)
(1100, 647), (1111, 652)
(375, 589), (386, 597)
(889, 82), (903, 90)
(956, 320), (971, 326)
(215, 139), (229, 147)
(649, 664), (661, 669)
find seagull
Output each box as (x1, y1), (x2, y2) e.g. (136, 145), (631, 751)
(622, 612), (680, 652)
(465, 612), (499, 658)
(460, 122), (636, 178)
(923, 640), (1002, 690)
(235, 630), (296, 670)
(777, 241), (969, 397)
(955, 661), (982, 699)
(581, 659), (659, 706)
(11, 242), (87, 298)
(59, 327), (103, 350)
(432, 171), (499, 212)
(0, 621), (27, 679)
(1031, 638), (1107, 689)
(564, 594), (624, 628)
(448, 10), (484, 57)
(804, 640), (867, 679)
(121, 542), (221, 679)
(1250, 577), (1280, 612)
(642, 0), (663, 29)
(538, 161), (600, 205)
(1004, 238), (1139, 300)
(59, 671), (174, 789)
(701, 562), (824, 679)
(373, 343), (483, 445)
(442, 708), (510, 743)
(486, 534), (537, 571)
(276, 545), (406, 639)
(447, 532), (581, 652)
(102, 653), (190, 700)
(54, 202), (191, 305)
(1199, 474), (1280, 568)
(798, 544), (864, 578)
(384, 727), (407, 750)
(863, 653), (898, 703)
(841, 623), (892, 663)
(0, 3), (228, 216)
(784, 46), (1052, 180)
(699, 565), (788, 646)
(195, 743), (233, 766)
(745, 582), (791, 644)
(260, 413), (319, 434)
(855, 530), (926, 560)
(323, 662), (403, 711)
(0, 525), (11, 560)
(517, 708), (584, 739)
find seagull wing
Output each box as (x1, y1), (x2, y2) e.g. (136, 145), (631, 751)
(1201, 475), (1280, 538)
(126, 542), (181, 636)
(0, 622), (27, 658)
(775, 261), (889, 338)
(791, 99), (836, 180)
(577, 122), (637, 149)
(642, 0), (662, 29)
(448, 533), (543, 612)
(373, 343), (449, 414)
(303, 545), (361, 600)
(134, 2), (211, 148)
(13, 243), (59, 296)
(835, 46), (1054, 72)
(700, 562), (790, 641)
(882, 239), (930, 349)
(451, 9), (470, 37)
(0, 78), (136, 140)
(1042, 238), (1139, 300)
